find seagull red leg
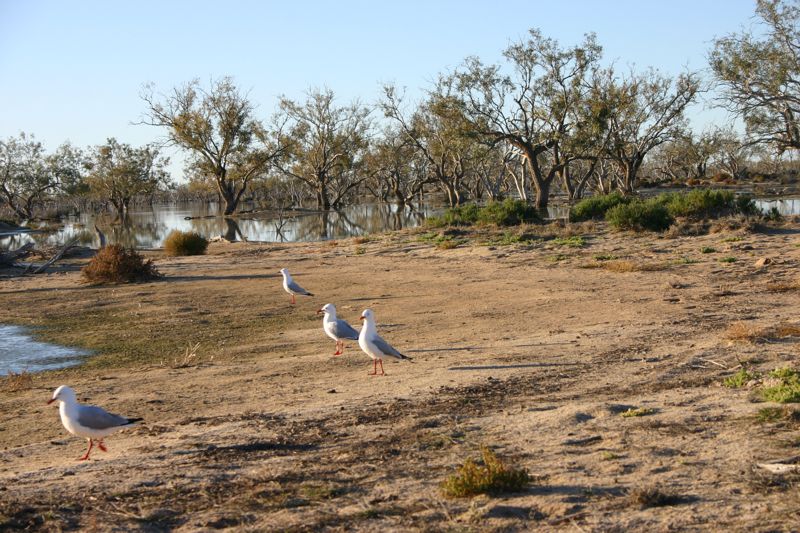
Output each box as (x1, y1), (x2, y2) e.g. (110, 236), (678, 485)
(79, 438), (94, 461)
(378, 359), (386, 376)
(291, 294), (296, 305)
(369, 359), (378, 375)
(98, 439), (108, 452)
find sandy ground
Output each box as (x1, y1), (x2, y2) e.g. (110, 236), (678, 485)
(1, 221), (799, 532)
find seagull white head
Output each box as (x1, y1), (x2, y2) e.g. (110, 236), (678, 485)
(360, 308), (375, 323)
(47, 385), (76, 406)
(279, 268), (288, 276)
(317, 303), (336, 316)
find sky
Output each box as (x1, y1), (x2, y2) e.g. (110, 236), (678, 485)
(0, 0), (760, 179)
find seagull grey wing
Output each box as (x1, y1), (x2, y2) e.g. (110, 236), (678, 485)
(373, 336), (410, 360)
(287, 280), (312, 296)
(334, 319), (360, 340)
(77, 405), (131, 430)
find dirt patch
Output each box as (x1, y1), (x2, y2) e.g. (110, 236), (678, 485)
(1, 223), (799, 530)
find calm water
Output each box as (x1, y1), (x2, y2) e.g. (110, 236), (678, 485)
(0, 325), (87, 374)
(1, 197), (796, 252)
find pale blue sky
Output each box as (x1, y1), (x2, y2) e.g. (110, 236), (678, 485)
(1, 0), (758, 177)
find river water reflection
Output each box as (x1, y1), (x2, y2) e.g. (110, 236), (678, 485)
(1, 197), (797, 251)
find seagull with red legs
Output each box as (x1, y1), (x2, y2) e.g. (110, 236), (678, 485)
(47, 385), (142, 461)
(357, 308), (412, 376)
(280, 268), (313, 304)
(317, 303), (360, 356)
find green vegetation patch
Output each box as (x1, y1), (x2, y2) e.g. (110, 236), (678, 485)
(659, 189), (758, 219)
(723, 368), (758, 388)
(700, 246), (716, 254)
(620, 407), (657, 418)
(762, 368), (800, 403)
(719, 256), (737, 263)
(552, 235), (585, 248)
(570, 192), (630, 221)
(441, 446), (530, 498)
(606, 199), (674, 232)
(428, 199), (540, 228)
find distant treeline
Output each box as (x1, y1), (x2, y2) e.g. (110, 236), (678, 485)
(1, 0), (799, 222)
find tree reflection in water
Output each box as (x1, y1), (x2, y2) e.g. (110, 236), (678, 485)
(0, 202), (439, 250)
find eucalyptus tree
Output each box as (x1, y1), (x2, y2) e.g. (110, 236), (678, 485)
(381, 82), (496, 207)
(710, 0), (800, 153)
(362, 126), (433, 205)
(85, 138), (171, 216)
(140, 77), (284, 215)
(0, 133), (83, 221)
(452, 29), (603, 208)
(600, 67), (700, 192)
(275, 88), (371, 210)
(650, 130), (719, 183)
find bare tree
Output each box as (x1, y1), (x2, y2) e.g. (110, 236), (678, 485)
(140, 77), (284, 215)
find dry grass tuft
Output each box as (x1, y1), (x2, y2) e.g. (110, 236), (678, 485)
(441, 446), (530, 498)
(1, 370), (33, 392)
(628, 486), (685, 508)
(82, 245), (161, 284)
(726, 322), (800, 343)
(767, 279), (800, 293)
(352, 235), (371, 245)
(600, 260), (669, 273)
(165, 342), (208, 369)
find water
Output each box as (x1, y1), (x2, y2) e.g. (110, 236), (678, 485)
(0, 325), (88, 374)
(754, 197), (800, 216)
(0, 202), (434, 250)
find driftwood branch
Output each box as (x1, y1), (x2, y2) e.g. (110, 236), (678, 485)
(0, 242), (34, 265)
(32, 237), (79, 274)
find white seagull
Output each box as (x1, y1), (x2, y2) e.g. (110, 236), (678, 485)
(280, 268), (313, 304)
(358, 308), (412, 376)
(317, 303), (360, 356)
(47, 385), (142, 461)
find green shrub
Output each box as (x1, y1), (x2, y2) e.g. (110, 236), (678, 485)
(552, 236), (585, 247)
(606, 199), (674, 232)
(570, 192), (630, 221)
(700, 246), (716, 254)
(723, 368), (757, 388)
(428, 203), (480, 227)
(441, 446), (530, 498)
(476, 199), (540, 226)
(82, 245), (161, 284)
(163, 230), (209, 256)
(657, 189), (759, 219)
(762, 368), (800, 403)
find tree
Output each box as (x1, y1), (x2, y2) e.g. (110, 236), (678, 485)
(453, 29), (603, 208)
(381, 82), (492, 207)
(710, 0), (800, 153)
(362, 126), (432, 205)
(601, 68), (700, 192)
(275, 88), (371, 210)
(141, 77), (283, 215)
(0, 133), (83, 221)
(86, 138), (170, 216)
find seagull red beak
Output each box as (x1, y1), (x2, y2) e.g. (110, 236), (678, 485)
(360, 315), (365, 321)
(47, 398), (55, 405)
(316, 309), (323, 315)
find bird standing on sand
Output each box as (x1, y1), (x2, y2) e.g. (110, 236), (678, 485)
(280, 268), (313, 304)
(317, 303), (360, 356)
(358, 308), (412, 376)
(47, 385), (142, 461)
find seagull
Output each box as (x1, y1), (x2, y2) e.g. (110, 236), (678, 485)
(280, 268), (313, 304)
(317, 303), (360, 356)
(358, 308), (411, 376)
(47, 385), (142, 461)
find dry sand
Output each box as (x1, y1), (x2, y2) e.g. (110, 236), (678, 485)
(1, 222), (799, 531)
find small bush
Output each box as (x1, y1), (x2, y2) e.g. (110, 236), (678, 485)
(661, 189), (756, 219)
(629, 486), (684, 508)
(82, 245), (161, 284)
(428, 204), (480, 227)
(441, 446), (530, 498)
(723, 368), (757, 388)
(606, 199), (674, 232)
(477, 199), (540, 226)
(570, 192), (630, 221)
(620, 407), (656, 417)
(700, 246), (716, 254)
(762, 368), (800, 403)
(552, 236), (585, 248)
(719, 256), (737, 263)
(163, 230), (208, 256)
